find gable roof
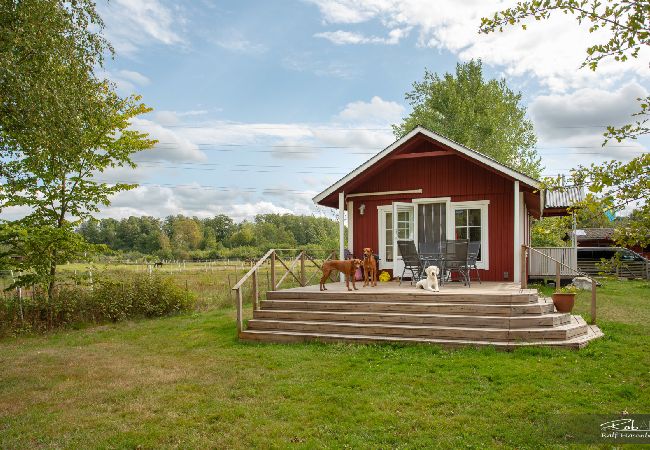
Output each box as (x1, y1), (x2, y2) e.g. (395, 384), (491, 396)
(313, 126), (541, 204)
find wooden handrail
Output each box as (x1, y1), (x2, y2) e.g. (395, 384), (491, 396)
(232, 249), (275, 290)
(275, 253), (303, 289)
(230, 248), (337, 336)
(522, 245), (597, 325)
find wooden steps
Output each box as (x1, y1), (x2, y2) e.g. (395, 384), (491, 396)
(240, 321), (604, 350)
(252, 309), (571, 328)
(241, 285), (603, 349)
(260, 299), (555, 316)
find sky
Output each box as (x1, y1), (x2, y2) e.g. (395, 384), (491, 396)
(55, 0), (650, 221)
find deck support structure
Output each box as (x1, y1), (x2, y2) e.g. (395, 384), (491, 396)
(339, 191), (345, 282)
(513, 181), (521, 284)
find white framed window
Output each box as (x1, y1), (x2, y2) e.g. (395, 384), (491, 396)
(396, 209), (414, 241)
(450, 200), (489, 269)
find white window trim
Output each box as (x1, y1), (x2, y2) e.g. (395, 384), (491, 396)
(412, 197), (451, 204)
(450, 200), (490, 270)
(377, 205), (393, 270)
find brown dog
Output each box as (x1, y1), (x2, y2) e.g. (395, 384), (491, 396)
(362, 248), (378, 287)
(320, 259), (362, 291)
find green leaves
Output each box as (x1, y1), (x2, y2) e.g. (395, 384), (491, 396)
(480, 0), (650, 142)
(393, 60), (542, 177)
(0, 0), (155, 296)
(543, 153), (649, 248)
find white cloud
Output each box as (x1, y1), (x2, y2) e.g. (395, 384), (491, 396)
(100, 0), (185, 56)
(336, 96), (404, 124)
(101, 69), (150, 94)
(100, 185), (315, 221)
(129, 117), (208, 163)
(307, 0), (650, 91)
(529, 82), (649, 176)
(315, 28), (409, 45)
(307, 0), (387, 23)
(214, 32), (267, 54)
(530, 81), (649, 143)
(282, 53), (360, 79)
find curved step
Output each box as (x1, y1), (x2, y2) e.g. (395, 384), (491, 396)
(260, 299), (554, 316)
(246, 316), (588, 342)
(266, 289), (538, 304)
(240, 322), (604, 349)
(253, 309), (571, 328)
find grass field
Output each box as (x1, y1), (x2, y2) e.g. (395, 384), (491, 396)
(0, 280), (648, 448)
(1, 258), (327, 312)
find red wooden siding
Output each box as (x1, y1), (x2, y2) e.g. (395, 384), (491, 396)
(349, 154), (516, 282)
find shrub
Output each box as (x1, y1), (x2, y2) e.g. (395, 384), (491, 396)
(0, 274), (194, 337)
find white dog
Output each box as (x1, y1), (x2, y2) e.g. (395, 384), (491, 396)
(416, 266), (440, 292)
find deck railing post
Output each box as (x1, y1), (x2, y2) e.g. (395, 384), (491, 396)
(555, 261), (561, 290)
(591, 279), (597, 324)
(270, 250), (276, 291)
(236, 288), (243, 335)
(300, 251), (306, 286)
(252, 269), (259, 310)
(520, 245), (527, 289)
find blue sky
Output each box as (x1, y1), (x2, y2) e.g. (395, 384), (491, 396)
(86, 0), (649, 221)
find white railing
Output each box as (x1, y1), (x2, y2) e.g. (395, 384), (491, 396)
(521, 245), (597, 324)
(529, 247), (577, 277)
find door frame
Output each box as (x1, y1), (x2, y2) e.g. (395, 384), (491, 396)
(392, 202), (416, 276)
(412, 197), (454, 244)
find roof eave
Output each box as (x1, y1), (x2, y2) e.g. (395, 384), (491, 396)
(312, 126), (541, 205)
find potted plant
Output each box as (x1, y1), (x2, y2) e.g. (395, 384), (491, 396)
(552, 285), (578, 313)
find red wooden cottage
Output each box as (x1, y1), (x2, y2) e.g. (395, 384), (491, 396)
(313, 126), (550, 283)
(234, 127), (603, 348)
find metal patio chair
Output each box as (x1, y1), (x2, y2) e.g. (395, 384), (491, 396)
(444, 239), (470, 286)
(467, 241), (482, 284)
(397, 240), (425, 285)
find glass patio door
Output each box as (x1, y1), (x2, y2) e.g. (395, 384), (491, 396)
(417, 202), (447, 255)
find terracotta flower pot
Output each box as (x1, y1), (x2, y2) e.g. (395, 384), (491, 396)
(552, 293), (576, 313)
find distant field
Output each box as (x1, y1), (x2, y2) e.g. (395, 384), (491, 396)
(1, 257), (329, 310)
(0, 280), (648, 448)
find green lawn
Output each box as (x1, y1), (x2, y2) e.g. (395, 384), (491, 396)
(1, 280), (648, 448)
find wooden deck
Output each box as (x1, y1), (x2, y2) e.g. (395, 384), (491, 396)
(239, 281), (603, 349)
(281, 281), (532, 295)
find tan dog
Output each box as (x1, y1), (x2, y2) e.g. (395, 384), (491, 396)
(320, 259), (362, 291)
(362, 247), (378, 287)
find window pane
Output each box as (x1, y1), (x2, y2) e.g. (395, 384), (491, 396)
(455, 209), (466, 226)
(386, 245), (393, 261)
(469, 226), (481, 242)
(468, 209), (481, 226)
(455, 227), (467, 239)
(397, 228), (409, 239)
(397, 211), (408, 222)
(385, 229), (392, 243)
(386, 212), (392, 228)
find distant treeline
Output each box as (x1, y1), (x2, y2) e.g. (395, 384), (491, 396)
(77, 214), (340, 260)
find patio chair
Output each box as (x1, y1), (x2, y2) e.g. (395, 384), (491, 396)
(444, 239), (470, 286)
(467, 241), (482, 284)
(397, 240), (425, 285)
